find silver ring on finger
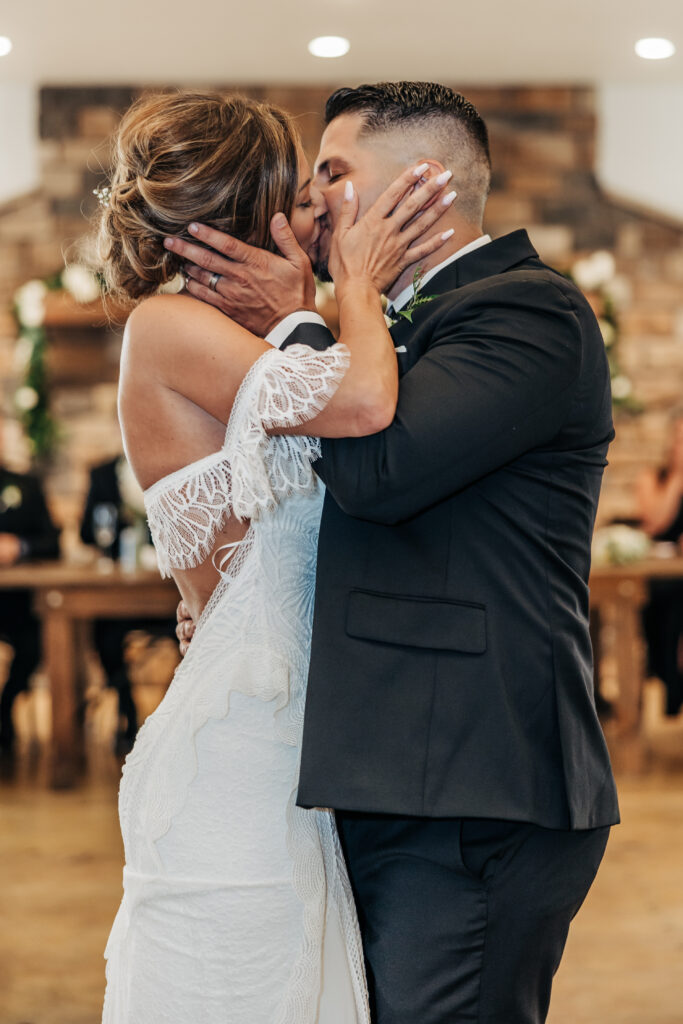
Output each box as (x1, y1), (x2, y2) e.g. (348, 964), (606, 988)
(208, 272), (221, 292)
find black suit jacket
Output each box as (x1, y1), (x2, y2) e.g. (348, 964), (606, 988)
(80, 457), (123, 552)
(286, 230), (619, 831)
(80, 457), (152, 555)
(0, 466), (60, 561)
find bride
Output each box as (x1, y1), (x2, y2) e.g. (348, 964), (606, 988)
(97, 90), (451, 1023)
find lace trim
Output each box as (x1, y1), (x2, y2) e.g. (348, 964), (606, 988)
(144, 455), (232, 578)
(325, 812), (372, 1018)
(144, 343), (349, 577)
(224, 343), (349, 521)
(277, 801), (370, 1023)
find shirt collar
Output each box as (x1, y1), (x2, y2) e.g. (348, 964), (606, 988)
(390, 234), (492, 312)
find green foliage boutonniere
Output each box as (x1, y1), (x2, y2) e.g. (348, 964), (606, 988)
(387, 267), (438, 326)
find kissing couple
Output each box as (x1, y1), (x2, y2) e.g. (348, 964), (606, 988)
(99, 81), (619, 1024)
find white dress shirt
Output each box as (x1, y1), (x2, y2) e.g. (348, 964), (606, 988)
(388, 234), (492, 313)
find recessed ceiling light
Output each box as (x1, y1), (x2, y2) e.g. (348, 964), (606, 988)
(0, 36), (13, 58)
(308, 36), (350, 59)
(635, 37), (676, 60)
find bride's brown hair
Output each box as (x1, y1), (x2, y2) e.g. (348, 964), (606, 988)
(97, 91), (300, 302)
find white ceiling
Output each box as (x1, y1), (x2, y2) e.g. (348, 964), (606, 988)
(1, 0), (682, 86)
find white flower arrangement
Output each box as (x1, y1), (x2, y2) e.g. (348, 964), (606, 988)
(61, 264), (102, 304)
(14, 280), (47, 329)
(567, 250), (640, 415)
(610, 375), (633, 400)
(592, 524), (651, 567)
(14, 385), (40, 411)
(571, 251), (615, 292)
(597, 318), (616, 348)
(13, 336), (35, 372)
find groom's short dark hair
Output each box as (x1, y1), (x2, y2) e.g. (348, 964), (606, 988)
(325, 82), (491, 225)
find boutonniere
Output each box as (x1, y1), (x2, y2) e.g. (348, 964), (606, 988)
(387, 267), (438, 327)
(0, 484), (23, 511)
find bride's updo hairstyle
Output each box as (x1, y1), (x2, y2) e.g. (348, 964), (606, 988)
(97, 91), (300, 303)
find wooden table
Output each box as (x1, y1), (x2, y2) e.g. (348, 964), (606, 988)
(0, 561), (179, 788)
(589, 556), (683, 769)
(2, 557), (681, 785)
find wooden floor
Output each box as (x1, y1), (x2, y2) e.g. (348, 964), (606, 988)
(1, 741), (682, 1024)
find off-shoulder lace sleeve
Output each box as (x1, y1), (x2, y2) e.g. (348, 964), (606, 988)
(144, 342), (349, 576)
(225, 343), (350, 520)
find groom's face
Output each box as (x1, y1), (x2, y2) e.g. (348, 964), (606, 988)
(311, 112), (409, 278)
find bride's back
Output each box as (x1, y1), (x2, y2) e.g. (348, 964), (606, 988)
(119, 293), (254, 618)
(93, 90), (305, 616)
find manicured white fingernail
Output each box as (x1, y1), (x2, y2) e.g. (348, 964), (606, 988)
(441, 229), (455, 241)
(344, 180), (354, 201)
(442, 190), (457, 206)
(436, 170), (453, 185)
(413, 162), (429, 177)
(188, 222), (199, 234)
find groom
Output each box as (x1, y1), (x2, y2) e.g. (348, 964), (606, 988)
(168, 82), (619, 1023)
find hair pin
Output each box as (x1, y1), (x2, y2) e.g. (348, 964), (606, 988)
(93, 185), (112, 208)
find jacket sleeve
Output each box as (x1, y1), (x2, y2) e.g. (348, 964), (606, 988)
(279, 321), (337, 353)
(315, 278), (583, 525)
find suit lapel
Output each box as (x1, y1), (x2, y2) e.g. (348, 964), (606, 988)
(387, 230), (541, 376)
(428, 229), (539, 295)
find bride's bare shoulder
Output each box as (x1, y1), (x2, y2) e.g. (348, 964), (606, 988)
(119, 291), (269, 429)
(123, 293), (231, 357)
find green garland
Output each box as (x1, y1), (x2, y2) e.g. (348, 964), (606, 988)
(12, 267), (103, 464)
(12, 272), (62, 462)
(14, 325), (59, 461)
(587, 287), (642, 415)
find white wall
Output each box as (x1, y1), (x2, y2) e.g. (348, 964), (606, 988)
(597, 83), (683, 223)
(0, 83), (39, 205)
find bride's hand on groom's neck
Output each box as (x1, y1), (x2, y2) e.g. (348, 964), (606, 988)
(163, 219), (317, 338)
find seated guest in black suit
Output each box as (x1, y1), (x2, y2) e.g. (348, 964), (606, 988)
(0, 415), (60, 754)
(80, 455), (176, 752)
(637, 413), (683, 715)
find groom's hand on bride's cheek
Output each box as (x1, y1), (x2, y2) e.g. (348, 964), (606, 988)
(163, 218), (317, 338)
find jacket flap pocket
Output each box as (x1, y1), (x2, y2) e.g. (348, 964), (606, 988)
(346, 590), (486, 654)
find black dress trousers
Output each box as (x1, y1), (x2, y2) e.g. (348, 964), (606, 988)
(336, 811), (609, 1024)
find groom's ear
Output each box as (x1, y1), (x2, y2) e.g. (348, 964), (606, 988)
(411, 160), (446, 192)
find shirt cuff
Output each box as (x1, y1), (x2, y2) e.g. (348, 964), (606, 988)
(265, 311), (328, 349)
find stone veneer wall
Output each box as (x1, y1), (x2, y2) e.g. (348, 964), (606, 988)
(0, 85), (681, 549)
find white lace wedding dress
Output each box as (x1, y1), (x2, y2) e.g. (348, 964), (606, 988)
(102, 343), (370, 1024)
